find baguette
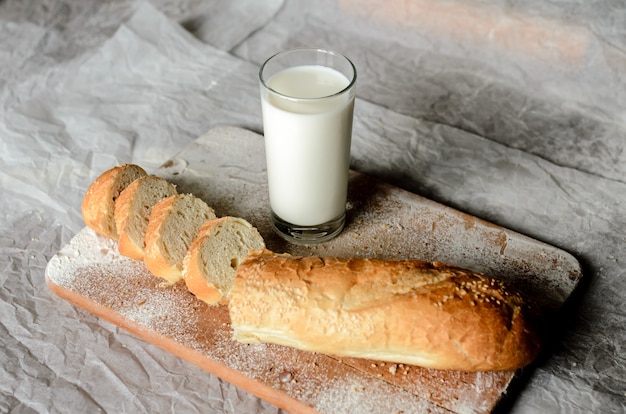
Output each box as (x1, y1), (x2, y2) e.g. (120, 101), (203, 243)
(144, 194), (216, 284)
(183, 217), (265, 305)
(229, 250), (543, 372)
(81, 164), (147, 240)
(114, 175), (177, 260)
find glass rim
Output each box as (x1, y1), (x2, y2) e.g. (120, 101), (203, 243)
(259, 48), (357, 102)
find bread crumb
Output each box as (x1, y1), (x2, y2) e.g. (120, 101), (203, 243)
(279, 371), (293, 383)
(389, 364), (398, 375)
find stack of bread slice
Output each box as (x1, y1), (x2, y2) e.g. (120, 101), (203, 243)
(81, 164), (265, 304)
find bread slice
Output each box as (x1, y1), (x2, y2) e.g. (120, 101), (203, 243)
(144, 194), (217, 284)
(82, 164), (147, 240)
(183, 217), (265, 305)
(114, 175), (177, 260)
(229, 250), (543, 372)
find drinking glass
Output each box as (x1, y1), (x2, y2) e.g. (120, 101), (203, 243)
(259, 48), (357, 244)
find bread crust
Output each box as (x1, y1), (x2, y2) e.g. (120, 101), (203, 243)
(183, 217), (231, 305)
(144, 195), (181, 283)
(229, 250), (543, 372)
(81, 164), (147, 240)
(183, 217), (265, 305)
(115, 175), (177, 260)
(143, 194), (216, 284)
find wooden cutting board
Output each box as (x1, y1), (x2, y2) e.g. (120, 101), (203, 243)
(46, 126), (582, 413)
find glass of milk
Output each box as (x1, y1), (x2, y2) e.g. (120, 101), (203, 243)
(259, 48), (356, 244)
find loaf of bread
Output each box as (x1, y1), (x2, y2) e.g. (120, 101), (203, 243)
(114, 175), (178, 260)
(229, 250), (543, 372)
(144, 194), (217, 284)
(183, 217), (265, 305)
(81, 164), (147, 240)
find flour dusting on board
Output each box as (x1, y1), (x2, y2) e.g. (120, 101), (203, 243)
(46, 228), (121, 288)
(46, 227), (506, 413)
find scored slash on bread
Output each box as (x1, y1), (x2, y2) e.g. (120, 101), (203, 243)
(81, 164), (147, 240)
(144, 194), (217, 285)
(183, 217), (266, 305)
(114, 175), (178, 260)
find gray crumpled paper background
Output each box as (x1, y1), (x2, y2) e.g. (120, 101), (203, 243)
(1, 0), (624, 412)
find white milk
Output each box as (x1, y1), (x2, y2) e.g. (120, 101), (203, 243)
(262, 65), (355, 226)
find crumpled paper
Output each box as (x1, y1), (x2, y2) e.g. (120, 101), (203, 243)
(233, 0), (626, 183)
(1, 1), (282, 413)
(1, 0), (624, 413)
